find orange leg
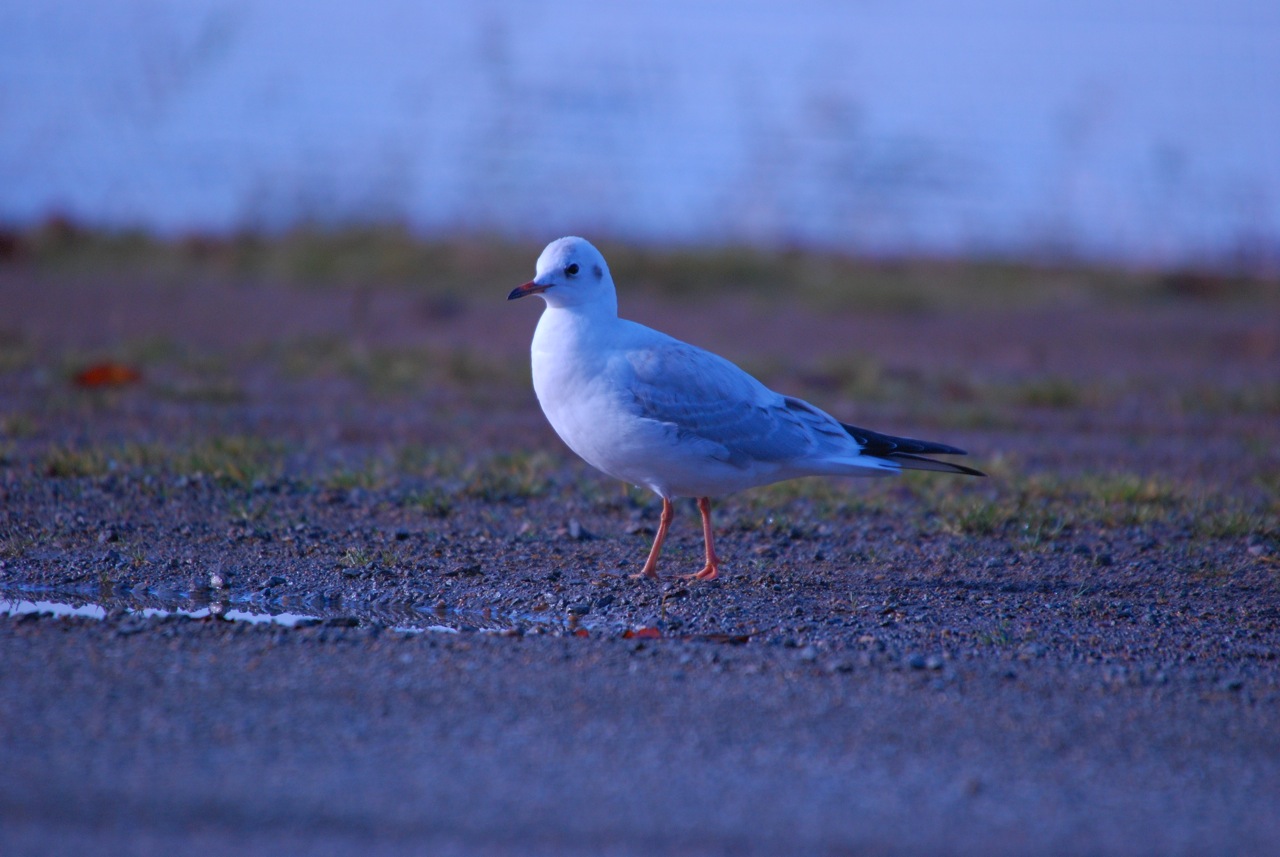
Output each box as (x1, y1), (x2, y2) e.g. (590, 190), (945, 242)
(683, 497), (720, 581)
(633, 496), (674, 579)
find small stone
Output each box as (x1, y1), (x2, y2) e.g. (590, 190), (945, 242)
(209, 572), (225, 589)
(567, 519), (590, 540)
(907, 653), (927, 670)
(925, 654), (946, 671)
(266, 575), (286, 586)
(568, 601), (591, 616)
(797, 646), (819, 662)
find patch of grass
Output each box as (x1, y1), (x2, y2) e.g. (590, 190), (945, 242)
(41, 436), (283, 487)
(395, 445), (466, 479)
(727, 463), (1277, 543)
(401, 486), (454, 518)
(976, 622), (1014, 647)
(271, 337), (519, 394)
(1009, 377), (1086, 409)
(1, 413), (37, 439)
(460, 451), (557, 502)
(174, 437), (284, 487)
(12, 221), (1274, 312)
(43, 445), (112, 478)
(323, 461), (388, 492)
(1179, 383), (1280, 417)
(338, 546), (373, 569)
(599, 243), (1195, 312)
(15, 222), (532, 295)
(940, 498), (1009, 536)
(1192, 506), (1280, 539)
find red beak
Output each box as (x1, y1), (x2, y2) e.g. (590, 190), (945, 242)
(508, 281), (551, 300)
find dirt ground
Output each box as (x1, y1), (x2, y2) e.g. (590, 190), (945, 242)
(1, 249), (1278, 855)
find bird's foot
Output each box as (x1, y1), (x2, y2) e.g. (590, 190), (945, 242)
(630, 568), (660, 580)
(681, 564), (719, 582)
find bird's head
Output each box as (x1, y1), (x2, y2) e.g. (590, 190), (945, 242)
(508, 236), (616, 313)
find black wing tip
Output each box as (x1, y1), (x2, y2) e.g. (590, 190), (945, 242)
(840, 421), (973, 458)
(839, 421), (985, 476)
(891, 452), (987, 477)
(938, 459), (987, 477)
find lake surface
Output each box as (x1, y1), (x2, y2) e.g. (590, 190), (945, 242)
(1, 1), (1277, 269)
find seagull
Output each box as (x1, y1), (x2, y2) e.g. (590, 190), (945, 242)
(509, 237), (984, 581)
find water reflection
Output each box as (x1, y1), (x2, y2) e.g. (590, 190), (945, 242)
(1, 598), (322, 628)
(0, 586), (563, 635)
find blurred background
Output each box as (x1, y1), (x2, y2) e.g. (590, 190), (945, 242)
(2, 0), (1277, 273)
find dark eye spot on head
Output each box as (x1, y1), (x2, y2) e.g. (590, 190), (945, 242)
(565, 263), (579, 277)
(593, 264), (603, 279)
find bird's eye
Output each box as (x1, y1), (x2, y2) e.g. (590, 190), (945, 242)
(565, 263), (580, 277)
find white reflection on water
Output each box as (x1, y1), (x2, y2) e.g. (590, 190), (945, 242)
(0, 599), (319, 628)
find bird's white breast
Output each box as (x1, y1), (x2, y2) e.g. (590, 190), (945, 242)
(531, 309), (650, 481)
(529, 308), (782, 498)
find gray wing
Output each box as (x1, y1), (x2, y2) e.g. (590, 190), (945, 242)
(623, 339), (852, 469)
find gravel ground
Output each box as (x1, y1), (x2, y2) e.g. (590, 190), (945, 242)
(1, 262), (1278, 855)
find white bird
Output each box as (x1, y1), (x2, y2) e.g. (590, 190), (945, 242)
(509, 237), (984, 581)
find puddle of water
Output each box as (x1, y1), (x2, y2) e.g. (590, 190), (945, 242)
(1, 598), (322, 628)
(0, 584), (573, 636)
(0, 586), (752, 643)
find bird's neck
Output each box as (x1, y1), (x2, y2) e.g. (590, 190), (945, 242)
(533, 300), (619, 356)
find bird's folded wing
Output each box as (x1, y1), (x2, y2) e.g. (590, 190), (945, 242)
(623, 341), (848, 468)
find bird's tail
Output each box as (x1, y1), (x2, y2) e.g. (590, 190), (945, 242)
(841, 422), (986, 477)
